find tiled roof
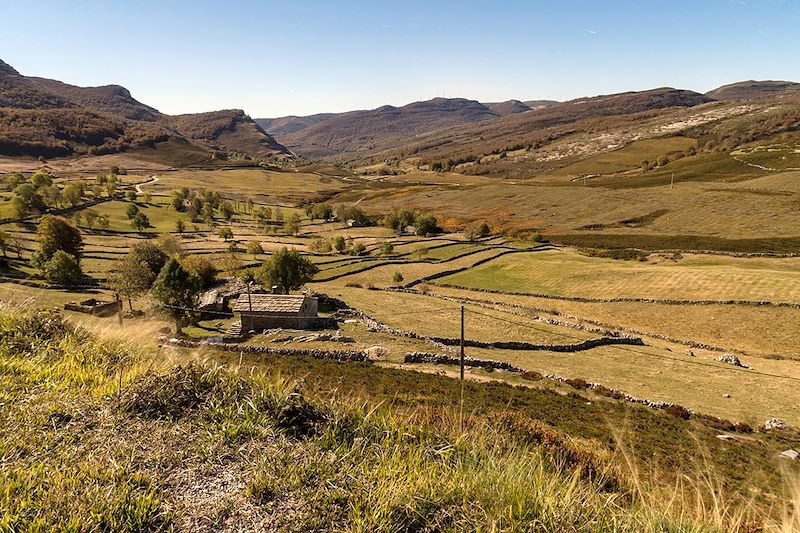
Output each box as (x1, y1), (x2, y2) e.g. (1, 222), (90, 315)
(233, 294), (307, 314)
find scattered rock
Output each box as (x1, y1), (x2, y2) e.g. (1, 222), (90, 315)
(685, 349), (695, 357)
(716, 434), (736, 441)
(272, 332), (355, 344)
(365, 346), (388, 358)
(717, 354), (749, 368)
(764, 418), (787, 431)
(779, 449), (799, 461)
(722, 393), (731, 398)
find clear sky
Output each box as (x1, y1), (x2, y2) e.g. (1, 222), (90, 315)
(3, 0), (799, 118)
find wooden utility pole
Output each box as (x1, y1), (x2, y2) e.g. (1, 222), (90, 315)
(460, 305), (465, 380)
(115, 292), (123, 327)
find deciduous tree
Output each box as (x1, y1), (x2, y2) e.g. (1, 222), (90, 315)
(246, 241), (264, 258)
(42, 251), (81, 285)
(180, 255), (216, 289)
(151, 258), (202, 334)
(108, 256), (155, 310)
(32, 215), (82, 269)
(256, 247), (318, 294)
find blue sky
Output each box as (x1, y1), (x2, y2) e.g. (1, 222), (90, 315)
(3, 0), (799, 117)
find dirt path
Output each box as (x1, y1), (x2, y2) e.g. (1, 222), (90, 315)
(135, 175), (159, 194)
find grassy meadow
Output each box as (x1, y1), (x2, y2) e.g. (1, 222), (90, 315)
(436, 249), (800, 302)
(2, 149), (800, 530)
(1, 309), (798, 531)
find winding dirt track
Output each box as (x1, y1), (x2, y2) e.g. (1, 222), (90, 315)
(134, 175), (159, 193)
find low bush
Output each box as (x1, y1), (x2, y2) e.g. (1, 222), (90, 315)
(119, 363), (250, 420)
(0, 309), (75, 354)
(565, 377), (590, 390)
(520, 370), (543, 381)
(664, 404), (692, 420)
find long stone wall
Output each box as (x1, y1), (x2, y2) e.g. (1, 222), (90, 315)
(385, 287), (757, 357)
(404, 352), (524, 372)
(341, 309), (644, 353)
(161, 337), (369, 362)
(385, 287), (625, 338)
(430, 335), (645, 352)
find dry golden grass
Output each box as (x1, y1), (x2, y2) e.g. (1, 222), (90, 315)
(153, 168), (348, 204)
(317, 285), (800, 426)
(429, 284), (800, 360)
(439, 249), (800, 302)
(355, 178), (800, 239)
(318, 285), (594, 345)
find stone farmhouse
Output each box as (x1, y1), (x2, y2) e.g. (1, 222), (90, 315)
(233, 293), (319, 332)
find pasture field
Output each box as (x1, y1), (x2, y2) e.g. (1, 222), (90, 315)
(548, 136), (698, 179)
(429, 284), (800, 360)
(436, 249), (800, 302)
(150, 168), (350, 204)
(3, 161), (800, 518)
(314, 284), (800, 426)
(316, 248), (507, 287)
(356, 178), (800, 241)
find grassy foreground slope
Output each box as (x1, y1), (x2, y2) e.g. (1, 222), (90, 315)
(1, 310), (798, 531)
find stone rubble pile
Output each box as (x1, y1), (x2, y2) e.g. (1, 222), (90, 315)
(779, 449), (798, 461)
(764, 418), (787, 431)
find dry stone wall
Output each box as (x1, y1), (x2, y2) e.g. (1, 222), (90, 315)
(161, 337), (369, 362)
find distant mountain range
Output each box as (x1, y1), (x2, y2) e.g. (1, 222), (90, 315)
(2, 56), (799, 166)
(257, 81), (799, 161)
(255, 98), (562, 159)
(0, 59), (291, 160)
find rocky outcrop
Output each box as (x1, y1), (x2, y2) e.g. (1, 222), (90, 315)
(717, 354), (750, 368)
(764, 418), (787, 431)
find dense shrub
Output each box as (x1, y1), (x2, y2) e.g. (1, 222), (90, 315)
(119, 363), (251, 420)
(664, 404), (692, 420)
(0, 310), (74, 354)
(565, 378), (590, 390)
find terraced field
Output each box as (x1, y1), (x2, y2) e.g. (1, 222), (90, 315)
(317, 248), (509, 287)
(150, 168), (349, 204)
(428, 285), (800, 360)
(437, 249), (800, 302)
